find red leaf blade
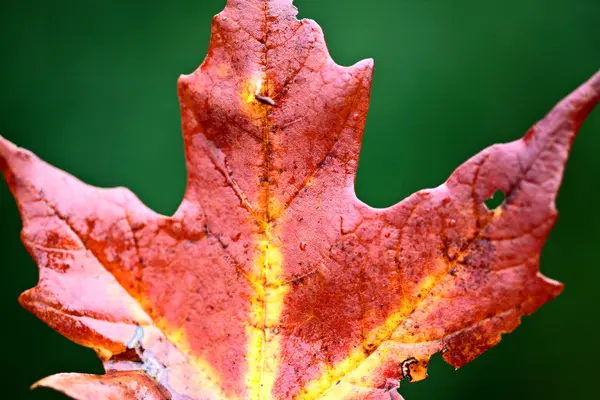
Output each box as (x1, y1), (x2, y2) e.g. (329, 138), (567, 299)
(1, 0), (599, 399)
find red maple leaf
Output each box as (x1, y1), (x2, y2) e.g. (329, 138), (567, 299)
(1, 1), (599, 399)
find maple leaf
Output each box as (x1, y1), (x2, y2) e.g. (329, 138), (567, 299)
(1, 0), (599, 399)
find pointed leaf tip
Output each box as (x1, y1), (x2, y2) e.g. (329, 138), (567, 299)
(33, 372), (168, 400)
(554, 69), (600, 126)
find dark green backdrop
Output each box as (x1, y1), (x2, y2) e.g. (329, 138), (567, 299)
(1, 0), (598, 398)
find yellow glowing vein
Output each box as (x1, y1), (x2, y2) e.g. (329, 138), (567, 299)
(245, 2), (288, 398)
(296, 207), (506, 400)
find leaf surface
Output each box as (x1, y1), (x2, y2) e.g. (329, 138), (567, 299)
(1, 1), (600, 399)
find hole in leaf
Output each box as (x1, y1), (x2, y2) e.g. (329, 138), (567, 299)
(484, 190), (505, 210)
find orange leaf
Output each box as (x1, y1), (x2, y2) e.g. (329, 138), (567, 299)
(1, 1), (599, 399)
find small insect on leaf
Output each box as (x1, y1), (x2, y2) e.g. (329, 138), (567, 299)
(255, 93), (277, 106)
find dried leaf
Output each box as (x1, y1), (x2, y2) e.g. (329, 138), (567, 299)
(1, 1), (599, 399)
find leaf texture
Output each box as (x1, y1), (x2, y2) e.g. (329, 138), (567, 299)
(1, 1), (599, 399)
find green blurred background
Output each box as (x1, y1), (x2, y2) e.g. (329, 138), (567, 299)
(0, 0), (599, 398)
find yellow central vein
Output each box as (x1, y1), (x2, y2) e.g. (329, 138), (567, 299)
(245, 2), (288, 399)
(258, 0), (271, 398)
(247, 223), (288, 400)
